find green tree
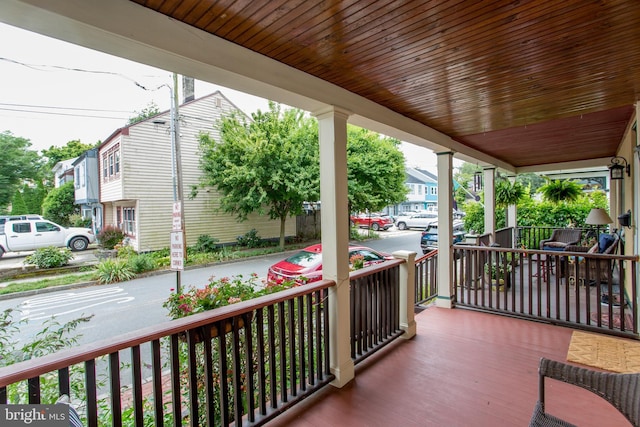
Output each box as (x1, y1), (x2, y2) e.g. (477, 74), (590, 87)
(22, 182), (46, 215)
(0, 131), (42, 212)
(127, 101), (161, 125)
(198, 102), (319, 250)
(347, 125), (407, 213)
(42, 182), (79, 226)
(10, 191), (27, 215)
(41, 139), (96, 170)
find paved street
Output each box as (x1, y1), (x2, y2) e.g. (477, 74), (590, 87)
(0, 230), (422, 346)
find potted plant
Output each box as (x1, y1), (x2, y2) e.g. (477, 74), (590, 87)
(484, 262), (512, 291)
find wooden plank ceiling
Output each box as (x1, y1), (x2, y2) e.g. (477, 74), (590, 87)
(132, 0), (640, 168)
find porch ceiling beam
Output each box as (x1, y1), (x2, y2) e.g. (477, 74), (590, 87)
(516, 157), (611, 175)
(1, 0), (512, 171)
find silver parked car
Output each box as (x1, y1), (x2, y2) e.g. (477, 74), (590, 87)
(395, 212), (438, 230)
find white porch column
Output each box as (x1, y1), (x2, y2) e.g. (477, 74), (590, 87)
(435, 152), (454, 308)
(393, 250), (417, 339)
(484, 167), (496, 241)
(313, 106), (354, 387)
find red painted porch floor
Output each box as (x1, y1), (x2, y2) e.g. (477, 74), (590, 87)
(267, 306), (631, 427)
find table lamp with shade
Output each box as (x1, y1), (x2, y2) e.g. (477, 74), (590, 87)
(585, 208), (613, 238)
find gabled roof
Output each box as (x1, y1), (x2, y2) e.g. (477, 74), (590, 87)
(406, 167), (437, 184)
(99, 90), (244, 148)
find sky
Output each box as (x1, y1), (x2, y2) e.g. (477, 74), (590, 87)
(0, 23), (443, 172)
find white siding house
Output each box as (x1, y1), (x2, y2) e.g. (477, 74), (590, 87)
(73, 149), (102, 234)
(98, 91), (295, 252)
(52, 157), (78, 188)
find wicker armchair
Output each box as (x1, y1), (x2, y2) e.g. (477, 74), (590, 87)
(539, 228), (582, 250)
(564, 232), (620, 286)
(529, 358), (640, 427)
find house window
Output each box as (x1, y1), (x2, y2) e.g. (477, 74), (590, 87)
(418, 185), (423, 195)
(430, 187), (437, 195)
(74, 167), (81, 189)
(102, 143), (121, 182)
(119, 206), (136, 236)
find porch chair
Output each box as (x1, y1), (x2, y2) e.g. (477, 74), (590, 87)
(529, 357), (640, 427)
(539, 228), (582, 251)
(564, 232), (620, 286)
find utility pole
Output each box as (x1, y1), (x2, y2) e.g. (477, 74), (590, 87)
(169, 73), (186, 293)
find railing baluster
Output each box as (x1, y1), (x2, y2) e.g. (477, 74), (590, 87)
(306, 295), (314, 387)
(278, 301), (287, 403)
(267, 305), (277, 409)
(85, 359), (98, 427)
(169, 334), (182, 427)
(287, 299), (297, 398)
(297, 296), (306, 392)
(131, 345), (144, 426)
(109, 351), (122, 427)
(232, 318), (243, 426)
(58, 367), (70, 398)
(187, 329), (199, 425)
(218, 322), (230, 426)
(244, 312), (256, 422)
(27, 376), (40, 404)
(151, 339), (163, 427)
(202, 324), (215, 426)
(255, 309), (267, 415)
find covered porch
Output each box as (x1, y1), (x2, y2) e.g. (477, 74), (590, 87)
(268, 306), (629, 427)
(1, 1), (640, 426)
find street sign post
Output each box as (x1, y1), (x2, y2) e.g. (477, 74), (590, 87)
(170, 231), (184, 271)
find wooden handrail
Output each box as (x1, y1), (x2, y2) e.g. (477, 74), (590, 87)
(0, 279), (336, 387)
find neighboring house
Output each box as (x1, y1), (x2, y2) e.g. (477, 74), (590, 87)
(389, 167), (438, 214)
(93, 91), (295, 252)
(73, 149), (102, 234)
(51, 157), (78, 188)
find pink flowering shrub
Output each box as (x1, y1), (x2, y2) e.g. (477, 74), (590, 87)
(163, 273), (298, 320)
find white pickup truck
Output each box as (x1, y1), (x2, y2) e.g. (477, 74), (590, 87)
(0, 218), (95, 257)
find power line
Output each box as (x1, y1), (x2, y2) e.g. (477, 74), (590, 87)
(0, 107), (128, 120)
(0, 102), (132, 114)
(0, 57), (165, 87)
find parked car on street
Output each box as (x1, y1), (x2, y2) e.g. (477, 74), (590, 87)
(267, 244), (393, 284)
(420, 220), (466, 254)
(350, 214), (394, 231)
(395, 212), (438, 230)
(0, 218), (95, 257)
(0, 214), (44, 234)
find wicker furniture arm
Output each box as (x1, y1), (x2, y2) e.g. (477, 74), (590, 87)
(539, 229), (582, 250)
(529, 357), (640, 427)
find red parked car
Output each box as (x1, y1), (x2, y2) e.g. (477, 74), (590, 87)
(267, 244), (392, 284)
(350, 214), (394, 231)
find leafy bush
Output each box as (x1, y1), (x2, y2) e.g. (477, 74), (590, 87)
(69, 214), (92, 228)
(24, 246), (73, 268)
(163, 274), (298, 319)
(127, 253), (156, 274)
(41, 181), (79, 226)
(0, 308), (93, 404)
(97, 225), (126, 250)
(194, 234), (219, 253)
(116, 245), (137, 259)
(94, 259), (135, 284)
(236, 229), (262, 248)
